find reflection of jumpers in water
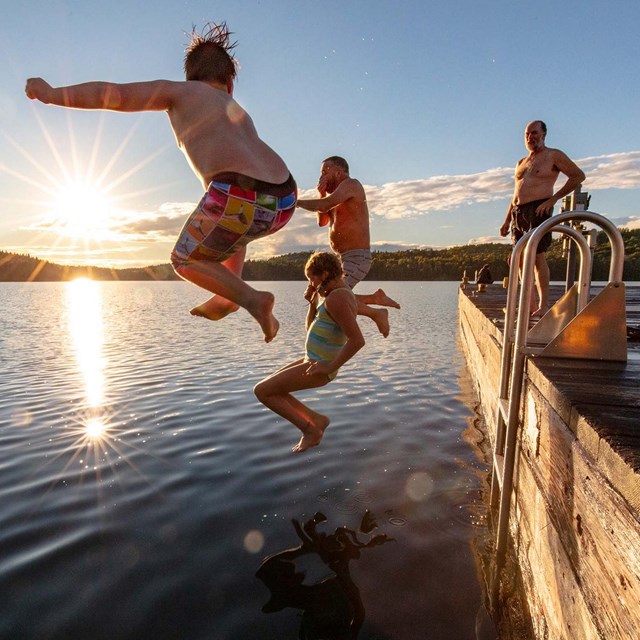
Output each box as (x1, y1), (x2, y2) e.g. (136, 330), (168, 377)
(256, 511), (393, 639)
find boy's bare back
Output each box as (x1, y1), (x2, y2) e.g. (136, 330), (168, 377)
(166, 81), (290, 188)
(25, 76), (289, 191)
(25, 22), (297, 344)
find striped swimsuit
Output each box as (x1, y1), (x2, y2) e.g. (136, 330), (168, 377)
(304, 294), (352, 381)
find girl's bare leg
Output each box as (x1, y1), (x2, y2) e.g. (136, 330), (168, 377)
(254, 361), (331, 452)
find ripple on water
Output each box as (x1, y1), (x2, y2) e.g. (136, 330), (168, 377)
(0, 281), (491, 639)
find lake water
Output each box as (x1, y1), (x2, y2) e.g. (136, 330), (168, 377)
(0, 280), (495, 640)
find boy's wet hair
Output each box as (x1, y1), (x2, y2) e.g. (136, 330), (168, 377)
(305, 251), (344, 281)
(184, 21), (238, 83)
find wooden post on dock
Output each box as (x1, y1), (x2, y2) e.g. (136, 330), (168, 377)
(560, 186), (591, 289)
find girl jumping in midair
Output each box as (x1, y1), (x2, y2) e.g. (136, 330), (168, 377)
(254, 252), (365, 452)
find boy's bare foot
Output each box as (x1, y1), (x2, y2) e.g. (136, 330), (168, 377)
(292, 416), (330, 453)
(248, 291), (279, 343)
(190, 296), (240, 320)
(372, 308), (390, 338)
(372, 289), (401, 309)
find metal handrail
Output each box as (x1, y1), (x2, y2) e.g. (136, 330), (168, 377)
(490, 225), (591, 509)
(516, 211), (624, 341)
(490, 210), (626, 608)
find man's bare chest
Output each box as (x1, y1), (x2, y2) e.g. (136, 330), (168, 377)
(515, 155), (558, 182)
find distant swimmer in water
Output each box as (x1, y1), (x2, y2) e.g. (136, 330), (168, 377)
(296, 156), (400, 337)
(254, 252), (365, 453)
(25, 21), (296, 343)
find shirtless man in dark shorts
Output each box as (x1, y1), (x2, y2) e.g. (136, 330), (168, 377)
(500, 120), (585, 316)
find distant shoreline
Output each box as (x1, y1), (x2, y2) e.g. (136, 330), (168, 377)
(2, 231), (639, 281)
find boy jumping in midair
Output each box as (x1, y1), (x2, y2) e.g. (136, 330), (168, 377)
(26, 22), (296, 343)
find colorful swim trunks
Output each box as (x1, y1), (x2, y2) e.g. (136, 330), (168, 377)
(171, 172), (297, 267)
(511, 198), (553, 254)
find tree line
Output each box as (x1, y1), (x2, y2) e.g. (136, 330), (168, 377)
(0, 252), (176, 282)
(2, 227), (639, 282)
(243, 228), (640, 282)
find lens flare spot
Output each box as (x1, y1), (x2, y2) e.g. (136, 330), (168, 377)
(12, 409), (33, 427)
(405, 471), (435, 502)
(243, 530), (264, 554)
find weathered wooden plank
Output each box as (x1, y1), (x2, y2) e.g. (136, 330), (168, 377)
(509, 385), (640, 638)
(533, 359), (640, 409)
(511, 456), (602, 639)
(458, 283), (640, 640)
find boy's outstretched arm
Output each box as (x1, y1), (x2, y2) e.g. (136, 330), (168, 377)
(25, 77), (176, 112)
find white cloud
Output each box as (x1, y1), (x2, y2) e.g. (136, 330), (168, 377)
(467, 235), (512, 246)
(360, 151), (640, 221)
(609, 215), (640, 230)
(246, 212), (327, 259)
(578, 151), (640, 190)
(371, 240), (437, 251)
(16, 151), (637, 264)
(61, 150), (640, 239)
(364, 167), (514, 219)
(225, 151), (640, 256)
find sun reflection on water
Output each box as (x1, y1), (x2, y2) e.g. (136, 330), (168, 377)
(56, 279), (143, 486)
(85, 417), (107, 439)
(63, 278), (116, 468)
(67, 278), (105, 408)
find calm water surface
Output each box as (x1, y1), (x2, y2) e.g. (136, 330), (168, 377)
(0, 281), (493, 640)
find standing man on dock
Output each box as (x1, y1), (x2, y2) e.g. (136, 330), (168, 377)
(296, 156), (400, 337)
(500, 120), (585, 317)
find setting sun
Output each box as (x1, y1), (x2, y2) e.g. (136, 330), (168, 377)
(52, 180), (113, 240)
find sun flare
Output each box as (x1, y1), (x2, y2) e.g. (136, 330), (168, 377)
(85, 418), (107, 439)
(52, 180), (113, 239)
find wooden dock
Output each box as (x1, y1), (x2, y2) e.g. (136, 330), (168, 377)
(458, 283), (640, 639)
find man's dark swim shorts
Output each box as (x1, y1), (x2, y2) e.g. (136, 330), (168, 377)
(510, 198), (553, 254)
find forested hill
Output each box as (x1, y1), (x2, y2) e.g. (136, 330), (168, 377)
(246, 228), (640, 281)
(2, 228), (639, 282)
(0, 252), (176, 282)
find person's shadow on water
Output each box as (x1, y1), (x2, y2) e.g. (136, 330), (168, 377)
(256, 510), (393, 639)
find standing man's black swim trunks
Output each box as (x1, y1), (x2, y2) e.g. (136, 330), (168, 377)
(510, 198), (552, 253)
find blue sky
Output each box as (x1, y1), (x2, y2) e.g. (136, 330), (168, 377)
(1, 0), (639, 267)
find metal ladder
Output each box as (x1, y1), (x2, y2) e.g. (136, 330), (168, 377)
(489, 210), (627, 607)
